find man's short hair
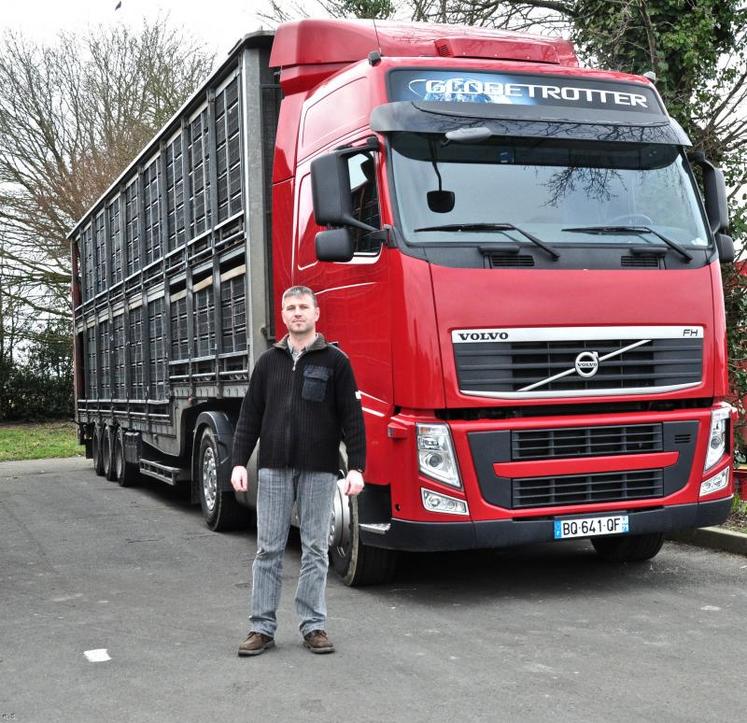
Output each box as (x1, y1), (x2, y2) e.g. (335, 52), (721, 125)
(282, 285), (318, 308)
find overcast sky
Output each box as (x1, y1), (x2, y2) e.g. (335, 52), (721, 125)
(0, 0), (284, 58)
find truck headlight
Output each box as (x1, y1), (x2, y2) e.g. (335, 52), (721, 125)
(416, 423), (461, 488)
(704, 404), (732, 471)
(700, 467), (729, 498)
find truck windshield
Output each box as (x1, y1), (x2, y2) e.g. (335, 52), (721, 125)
(390, 133), (710, 249)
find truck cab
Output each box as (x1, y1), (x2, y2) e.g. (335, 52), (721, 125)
(269, 20), (736, 583)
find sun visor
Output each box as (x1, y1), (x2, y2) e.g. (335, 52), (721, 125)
(370, 101), (691, 146)
(374, 69), (690, 145)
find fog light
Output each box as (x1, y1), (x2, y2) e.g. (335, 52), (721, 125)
(421, 488), (469, 516)
(700, 467), (730, 498)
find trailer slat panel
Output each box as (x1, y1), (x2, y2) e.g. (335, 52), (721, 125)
(71, 37), (277, 458)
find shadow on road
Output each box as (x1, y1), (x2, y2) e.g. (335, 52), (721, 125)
(112, 471), (685, 606)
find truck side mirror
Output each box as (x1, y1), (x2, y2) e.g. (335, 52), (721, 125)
(703, 165), (729, 234)
(316, 228), (355, 262)
(311, 153), (356, 228)
(715, 233), (735, 263)
(311, 140), (380, 234)
(690, 153), (729, 234)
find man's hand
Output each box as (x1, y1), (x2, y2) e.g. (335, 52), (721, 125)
(231, 465), (248, 493)
(342, 469), (365, 496)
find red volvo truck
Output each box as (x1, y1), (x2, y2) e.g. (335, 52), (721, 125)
(70, 19), (736, 585)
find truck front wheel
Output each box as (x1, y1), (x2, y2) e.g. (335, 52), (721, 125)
(329, 484), (397, 587)
(591, 532), (664, 562)
(197, 427), (249, 532)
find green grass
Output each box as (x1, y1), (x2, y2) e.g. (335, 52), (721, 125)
(726, 494), (747, 533)
(0, 421), (83, 462)
(1, 421), (745, 534)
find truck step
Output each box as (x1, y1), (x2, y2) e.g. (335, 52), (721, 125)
(139, 459), (190, 486)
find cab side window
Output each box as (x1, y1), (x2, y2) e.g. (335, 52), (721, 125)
(347, 152), (381, 255)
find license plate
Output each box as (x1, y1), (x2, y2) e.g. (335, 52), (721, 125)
(553, 514), (629, 540)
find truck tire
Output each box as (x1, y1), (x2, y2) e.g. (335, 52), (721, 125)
(197, 427), (248, 532)
(103, 425), (116, 481)
(329, 484), (397, 587)
(115, 428), (139, 488)
(92, 426), (105, 476)
(591, 532), (665, 562)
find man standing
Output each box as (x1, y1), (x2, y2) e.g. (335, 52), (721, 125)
(230, 285), (365, 656)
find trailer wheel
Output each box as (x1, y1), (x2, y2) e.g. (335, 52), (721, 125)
(115, 428), (139, 488)
(103, 425), (116, 481)
(92, 426), (105, 476)
(197, 427), (248, 532)
(329, 475), (397, 587)
(591, 532), (665, 562)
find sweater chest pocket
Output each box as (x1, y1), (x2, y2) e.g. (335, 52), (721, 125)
(302, 365), (331, 402)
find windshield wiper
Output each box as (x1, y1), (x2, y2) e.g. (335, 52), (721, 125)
(561, 225), (693, 262)
(413, 223), (559, 260)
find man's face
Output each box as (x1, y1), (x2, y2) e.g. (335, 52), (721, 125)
(281, 293), (319, 336)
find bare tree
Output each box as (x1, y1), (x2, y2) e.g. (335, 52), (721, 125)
(255, 0), (568, 30)
(0, 18), (214, 320)
(257, 0), (313, 24)
(694, 24), (747, 193)
(0, 230), (37, 417)
(407, 0), (568, 29)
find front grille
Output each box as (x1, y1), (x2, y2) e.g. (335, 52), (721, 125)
(512, 469), (663, 508)
(454, 337), (703, 395)
(512, 423), (662, 460)
(468, 420), (697, 509)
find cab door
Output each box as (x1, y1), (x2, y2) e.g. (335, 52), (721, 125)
(293, 144), (393, 482)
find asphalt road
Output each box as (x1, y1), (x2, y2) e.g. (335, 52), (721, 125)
(1, 457), (745, 723)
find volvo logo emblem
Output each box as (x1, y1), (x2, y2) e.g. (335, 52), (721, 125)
(574, 351), (600, 378)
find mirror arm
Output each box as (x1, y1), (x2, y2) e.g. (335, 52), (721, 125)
(687, 150), (706, 165)
(366, 225), (397, 247)
(333, 135), (380, 156)
(338, 216), (378, 233)
(688, 151), (720, 178)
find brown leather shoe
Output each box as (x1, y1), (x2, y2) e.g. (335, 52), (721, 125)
(303, 629), (335, 654)
(238, 631), (275, 657)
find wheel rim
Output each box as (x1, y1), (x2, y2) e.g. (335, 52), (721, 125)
(329, 479), (351, 553)
(114, 439), (123, 478)
(103, 431), (111, 472)
(202, 446), (218, 512)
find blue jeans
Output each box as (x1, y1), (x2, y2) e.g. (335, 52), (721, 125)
(250, 467), (338, 637)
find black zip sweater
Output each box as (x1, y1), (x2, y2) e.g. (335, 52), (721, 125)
(231, 334), (366, 474)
